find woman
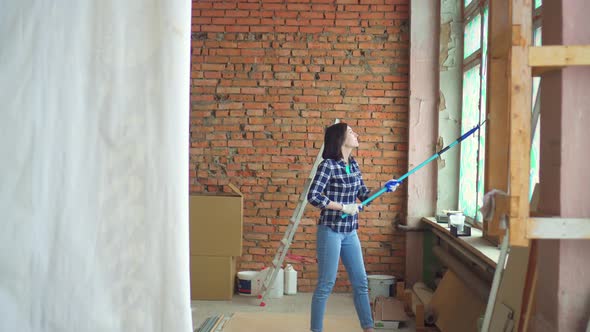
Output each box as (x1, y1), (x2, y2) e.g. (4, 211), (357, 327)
(307, 122), (399, 332)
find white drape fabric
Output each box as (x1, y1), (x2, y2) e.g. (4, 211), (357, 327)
(0, 1), (192, 331)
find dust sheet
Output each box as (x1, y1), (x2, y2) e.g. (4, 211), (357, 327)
(0, 1), (193, 331)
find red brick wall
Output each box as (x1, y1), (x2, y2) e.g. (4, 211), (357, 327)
(190, 0), (409, 292)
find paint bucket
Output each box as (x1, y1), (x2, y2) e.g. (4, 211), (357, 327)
(238, 268), (284, 298)
(368, 275), (396, 302)
(237, 271), (262, 296)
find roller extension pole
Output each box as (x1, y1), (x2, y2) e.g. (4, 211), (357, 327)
(342, 120), (486, 218)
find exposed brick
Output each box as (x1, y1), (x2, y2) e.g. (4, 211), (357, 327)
(241, 87), (266, 94)
(237, 2), (260, 10)
(201, 10), (225, 17)
(190, 0), (409, 292)
(201, 25), (225, 32)
(300, 26), (325, 33)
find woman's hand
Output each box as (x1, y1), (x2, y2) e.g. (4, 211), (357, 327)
(385, 179), (400, 192)
(342, 203), (362, 216)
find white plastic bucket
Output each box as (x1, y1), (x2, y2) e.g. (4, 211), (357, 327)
(368, 275), (395, 302)
(237, 271), (262, 296)
(248, 267), (284, 299)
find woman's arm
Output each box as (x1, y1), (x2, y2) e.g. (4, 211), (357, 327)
(357, 173), (372, 204)
(307, 160), (331, 209)
(307, 160), (344, 210)
(325, 201), (344, 211)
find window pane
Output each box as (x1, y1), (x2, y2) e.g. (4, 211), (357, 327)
(532, 28), (542, 112)
(477, 7), (489, 221)
(532, 28), (542, 106)
(533, 27), (542, 46)
(530, 27), (542, 199)
(530, 120), (541, 199)
(459, 65), (481, 219)
(482, 8), (489, 61)
(535, 0), (542, 9)
(481, 8), (488, 117)
(464, 14), (482, 59)
(465, 0), (474, 7)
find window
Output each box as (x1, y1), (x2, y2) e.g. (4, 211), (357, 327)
(455, 0), (541, 222)
(459, 1), (488, 223)
(530, 1), (542, 199)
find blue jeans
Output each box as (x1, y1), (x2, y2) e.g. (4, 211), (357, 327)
(310, 225), (373, 332)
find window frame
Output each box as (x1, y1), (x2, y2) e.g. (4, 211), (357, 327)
(459, 0), (488, 228)
(456, 0), (543, 233)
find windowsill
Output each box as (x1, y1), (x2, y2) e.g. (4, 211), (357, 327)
(421, 217), (500, 268)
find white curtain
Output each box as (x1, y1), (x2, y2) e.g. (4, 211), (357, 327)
(0, 1), (192, 331)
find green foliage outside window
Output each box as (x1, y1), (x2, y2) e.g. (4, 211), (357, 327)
(459, 65), (481, 219)
(459, 7), (488, 221)
(464, 14), (481, 59)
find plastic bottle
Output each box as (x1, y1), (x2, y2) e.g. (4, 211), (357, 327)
(284, 264), (298, 295)
(268, 267), (284, 298)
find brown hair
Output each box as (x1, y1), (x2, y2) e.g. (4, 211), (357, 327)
(322, 122), (348, 160)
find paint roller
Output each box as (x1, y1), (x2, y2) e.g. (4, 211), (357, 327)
(342, 120), (487, 218)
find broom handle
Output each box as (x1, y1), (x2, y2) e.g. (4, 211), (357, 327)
(342, 121), (486, 218)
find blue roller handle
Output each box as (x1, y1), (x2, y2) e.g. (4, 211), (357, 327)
(342, 121), (485, 218)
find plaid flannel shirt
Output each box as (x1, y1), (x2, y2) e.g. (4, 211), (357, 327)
(307, 157), (371, 232)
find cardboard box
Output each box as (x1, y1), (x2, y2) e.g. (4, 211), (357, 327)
(190, 183), (243, 256)
(373, 297), (409, 329)
(190, 255), (236, 300)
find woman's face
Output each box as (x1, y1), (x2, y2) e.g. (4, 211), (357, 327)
(343, 126), (359, 148)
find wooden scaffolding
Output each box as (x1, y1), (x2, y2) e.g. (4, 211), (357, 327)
(484, 0), (590, 331)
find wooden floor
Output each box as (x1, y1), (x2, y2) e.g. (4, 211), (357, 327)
(222, 312), (364, 332)
(192, 293), (434, 331)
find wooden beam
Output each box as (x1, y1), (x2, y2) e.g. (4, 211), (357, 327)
(530, 45), (590, 75)
(484, 0), (510, 241)
(527, 218), (590, 239)
(532, 66), (562, 77)
(529, 45), (590, 68)
(518, 240), (538, 332)
(507, 0), (532, 247)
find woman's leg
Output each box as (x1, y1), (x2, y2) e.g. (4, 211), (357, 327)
(340, 230), (374, 331)
(310, 225), (342, 332)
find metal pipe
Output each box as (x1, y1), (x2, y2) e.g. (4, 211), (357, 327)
(396, 223), (427, 232)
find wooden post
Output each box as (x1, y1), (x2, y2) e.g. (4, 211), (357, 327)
(415, 303), (426, 331)
(396, 281), (405, 300)
(519, 240), (538, 332)
(507, 0), (532, 247)
(404, 289), (413, 311)
(485, 0), (510, 241)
